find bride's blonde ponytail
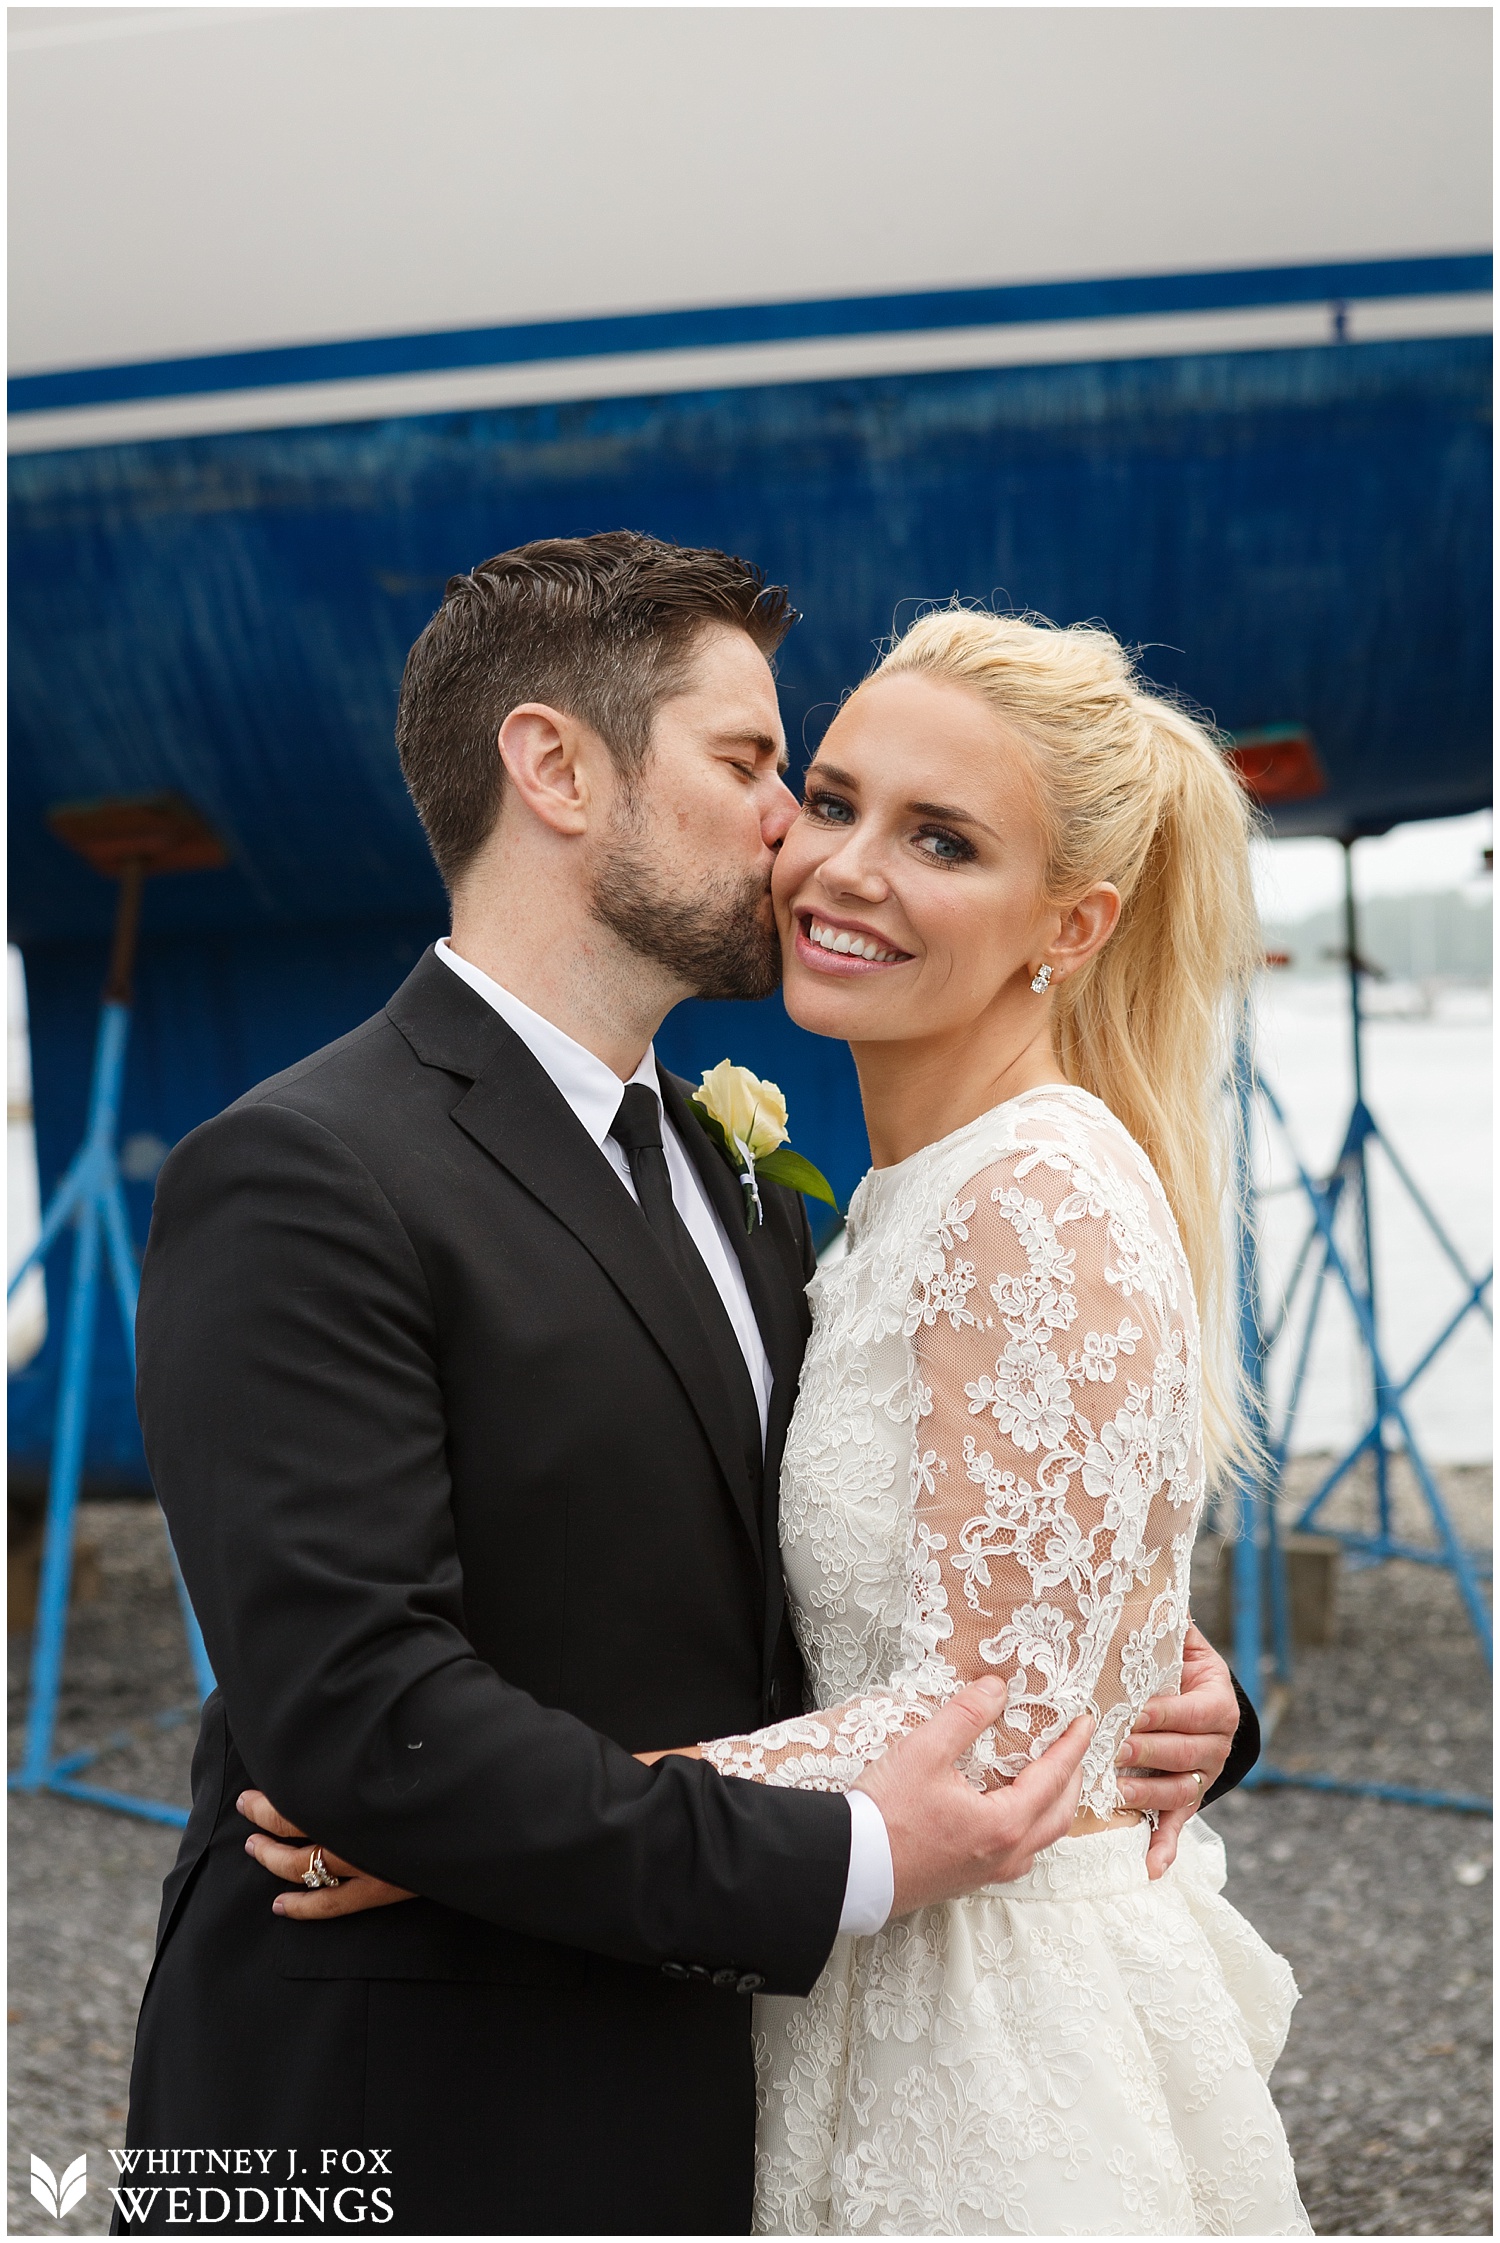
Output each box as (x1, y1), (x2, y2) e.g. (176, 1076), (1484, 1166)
(874, 607), (1263, 1479)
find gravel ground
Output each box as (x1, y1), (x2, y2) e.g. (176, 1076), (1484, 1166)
(8, 1471), (1492, 2237)
(9, 1501), (194, 2240)
(1200, 1458), (1492, 2238)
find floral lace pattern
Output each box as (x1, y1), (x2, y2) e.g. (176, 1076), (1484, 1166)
(704, 1086), (1204, 1814)
(701, 1087), (1309, 2234)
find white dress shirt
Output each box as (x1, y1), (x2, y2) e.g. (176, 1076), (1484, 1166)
(434, 941), (893, 1938)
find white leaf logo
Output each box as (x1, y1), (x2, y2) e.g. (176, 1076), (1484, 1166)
(59, 2157), (88, 2218)
(30, 2159), (57, 2220)
(30, 2154), (86, 2220)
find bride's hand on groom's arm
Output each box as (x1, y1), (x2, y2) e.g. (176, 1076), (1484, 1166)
(237, 1791), (417, 1919)
(852, 1680), (1094, 1917)
(1117, 1625), (1240, 1880)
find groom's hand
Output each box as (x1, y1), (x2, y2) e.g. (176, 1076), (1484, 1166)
(1117, 1626), (1240, 1879)
(853, 1680), (1093, 1917)
(238, 1791), (416, 1919)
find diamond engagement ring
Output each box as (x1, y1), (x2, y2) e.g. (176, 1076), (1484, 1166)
(302, 1847), (341, 1890)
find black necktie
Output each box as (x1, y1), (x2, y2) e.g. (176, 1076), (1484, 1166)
(610, 1084), (764, 1492)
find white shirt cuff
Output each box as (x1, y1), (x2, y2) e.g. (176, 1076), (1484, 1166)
(838, 1787), (895, 1936)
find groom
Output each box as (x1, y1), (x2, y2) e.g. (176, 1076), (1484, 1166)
(122, 532), (1256, 2236)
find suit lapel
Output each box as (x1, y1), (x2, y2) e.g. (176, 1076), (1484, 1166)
(659, 1070), (811, 1667)
(388, 955), (765, 1568)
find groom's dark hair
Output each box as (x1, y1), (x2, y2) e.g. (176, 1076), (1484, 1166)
(396, 530), (798, 888)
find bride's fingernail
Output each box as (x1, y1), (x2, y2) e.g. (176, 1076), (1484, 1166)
(271, 1897), (286, 1916)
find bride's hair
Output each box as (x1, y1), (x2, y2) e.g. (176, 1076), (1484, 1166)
(873, 604), (1263, 1479)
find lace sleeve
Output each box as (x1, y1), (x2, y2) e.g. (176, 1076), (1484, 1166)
(699, 1128), (1203, 1816)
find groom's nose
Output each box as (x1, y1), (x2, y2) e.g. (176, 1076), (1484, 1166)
(762, 773), (800, 849)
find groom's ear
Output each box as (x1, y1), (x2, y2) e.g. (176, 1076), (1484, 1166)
(496, 702), (606, 838)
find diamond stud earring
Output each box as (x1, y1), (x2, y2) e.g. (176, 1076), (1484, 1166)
(1030, 963), (1053, 994)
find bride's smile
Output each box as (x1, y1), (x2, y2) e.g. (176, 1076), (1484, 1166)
(795, 912), (913, 970)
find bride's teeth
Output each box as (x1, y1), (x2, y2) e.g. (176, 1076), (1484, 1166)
(807, 918), (901, 962)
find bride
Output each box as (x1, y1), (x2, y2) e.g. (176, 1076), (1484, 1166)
(689, 608), (1309, 2236)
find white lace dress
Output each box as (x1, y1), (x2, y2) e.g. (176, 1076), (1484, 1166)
(702, 1086), (1309, 2237)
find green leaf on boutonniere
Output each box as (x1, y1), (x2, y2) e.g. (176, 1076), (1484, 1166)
(751, 1146), (840, 1210)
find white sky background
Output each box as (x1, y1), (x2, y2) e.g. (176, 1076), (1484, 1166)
(1253, 811), (1493, 923)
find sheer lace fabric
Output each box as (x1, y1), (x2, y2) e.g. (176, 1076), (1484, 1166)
(704, 1084), (1204, 1808)
(701, 1087), (1308, 2235)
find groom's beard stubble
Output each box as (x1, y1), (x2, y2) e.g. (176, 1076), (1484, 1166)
(587, 822), (783, 1002)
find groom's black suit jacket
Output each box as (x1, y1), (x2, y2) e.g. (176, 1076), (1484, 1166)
(122, 951), (854, 2237)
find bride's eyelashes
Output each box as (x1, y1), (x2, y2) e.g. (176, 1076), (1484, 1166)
(912, 823), (977, 867)
(801, 785), (856, 827)
(801, 788), (978, 868)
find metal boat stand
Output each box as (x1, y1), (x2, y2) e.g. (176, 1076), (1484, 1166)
(8, 797), (224, 1826)
(1229, 841), (1491, 1816)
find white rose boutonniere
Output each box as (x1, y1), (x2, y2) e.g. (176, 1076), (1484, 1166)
(689, 1059), (839, 1233)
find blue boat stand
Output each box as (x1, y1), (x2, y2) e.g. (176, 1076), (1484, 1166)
(8, 866), (213, 1828)
(1230, 840), (1491, 1816)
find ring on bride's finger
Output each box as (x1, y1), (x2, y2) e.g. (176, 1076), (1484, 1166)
(301, 1846), (341, 1890)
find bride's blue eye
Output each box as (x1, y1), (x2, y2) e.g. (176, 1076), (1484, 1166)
(915, 826), (974, 864)
(804, 789), (856, 825)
